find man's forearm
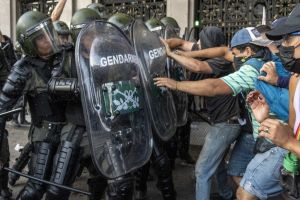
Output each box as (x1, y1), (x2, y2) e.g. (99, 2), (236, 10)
(180, 46), (228, 59)
(169, 52), (212, 73)
(51, 0), (67, 21)
(176, 78), (233, 97)
(166, 38), (194, 51)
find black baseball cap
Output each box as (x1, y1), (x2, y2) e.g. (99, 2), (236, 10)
(266, 3), (300, 40)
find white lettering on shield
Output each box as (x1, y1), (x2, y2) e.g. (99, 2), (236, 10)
(100, 54), (138, 67)
(148, 47), (165, 60)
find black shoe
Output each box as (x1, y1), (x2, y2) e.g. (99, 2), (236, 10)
(179, 153), (195, 165)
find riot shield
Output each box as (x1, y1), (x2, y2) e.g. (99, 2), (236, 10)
(131, 19), (177, 141)
(75, 21), (153, 179)
(164, 26), (188, 127)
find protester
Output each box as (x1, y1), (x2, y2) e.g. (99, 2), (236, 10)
(155, 26), (287, 200)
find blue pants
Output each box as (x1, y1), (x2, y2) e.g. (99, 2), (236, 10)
(240, 146), (287, 199)
(195, 122), (240, 200)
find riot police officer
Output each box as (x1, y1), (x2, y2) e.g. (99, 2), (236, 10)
(87, 3), (109, 20)
(55, 8), (136, 200)
(109, 14), (177, 200)
(160, 16), (195, 166)
(0, 11), (70, 200)
(53, 20), (73, 46)
(45, 8), (108, 200)
(107, 13), (134, 36)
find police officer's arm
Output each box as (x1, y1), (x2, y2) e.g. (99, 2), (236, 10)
(51, 0), (67, 21)
(177, 46), (234, 63)
(165, 38), (195, 51)
(154, 77), (233, 97)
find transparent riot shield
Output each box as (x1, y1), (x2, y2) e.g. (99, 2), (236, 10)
(164, 25), (188, 127)
(131, 19), (177, 141)
(75, 21), (152, 179)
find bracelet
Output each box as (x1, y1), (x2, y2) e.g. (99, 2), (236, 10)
(175, 82), (178, 91)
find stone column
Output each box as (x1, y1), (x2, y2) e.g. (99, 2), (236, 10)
(166, 0), (195, 36)
(0, 0), (12, 39)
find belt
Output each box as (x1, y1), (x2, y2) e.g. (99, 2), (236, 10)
(226, 116), (240, 124)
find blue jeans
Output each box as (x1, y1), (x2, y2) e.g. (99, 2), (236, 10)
(240, 146), (287, 200)
(195, 122), (241, 200)
(227, 133), (256, 177)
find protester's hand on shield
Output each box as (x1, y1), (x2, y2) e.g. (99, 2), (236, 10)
(160, 38), (172, 56)
(258, 118), (293, 149)
(246, 90), (269, 123)
(175, 50), (189, 56)
(154, 77), (178, 90)
(258, 61), (279, 85)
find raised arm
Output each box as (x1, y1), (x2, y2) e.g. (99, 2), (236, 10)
(178, 46), (234, 63)
(162, 39), (212, 73)
(165, 38), (195, 51)
(51, 0), (67, 22)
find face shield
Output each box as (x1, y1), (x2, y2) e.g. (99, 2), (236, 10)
(70, 23), (88, 43)
(149, 26), (164, 37)
(24, 18), (61, 58)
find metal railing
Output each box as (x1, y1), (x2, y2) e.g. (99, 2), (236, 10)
(197, 0), (299, 44)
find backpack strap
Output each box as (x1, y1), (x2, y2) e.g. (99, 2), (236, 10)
(244, 58), (265, 72)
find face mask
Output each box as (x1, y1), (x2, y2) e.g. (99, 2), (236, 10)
(233, 56), (248, 70)
(278, 44), (300, 73)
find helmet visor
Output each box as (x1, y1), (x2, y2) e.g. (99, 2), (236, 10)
(26, 19), (61, 58)
(149, 26), (164, 37)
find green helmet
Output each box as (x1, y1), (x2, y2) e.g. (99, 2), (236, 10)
(87, 3), (109, 20)
(145, 18), (164, 32)
(53, 20), (70, 35)
(70, 8), (101, 42)
(160, 17), (180, 29)
(16, 11), (60, 57)
(108, 13), (133, 32)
